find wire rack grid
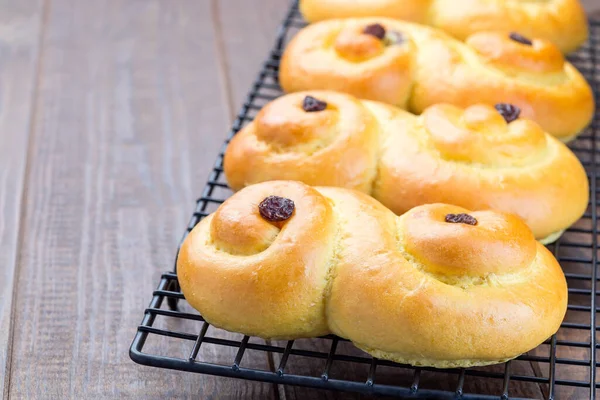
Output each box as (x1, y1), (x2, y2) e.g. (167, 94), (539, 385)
(130, 2), (600, 399)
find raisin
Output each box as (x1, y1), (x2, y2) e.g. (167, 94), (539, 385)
(302, 96), (327, 112)
(363, 23), (386, 40)
(494, 103), (521, 123)
(509, 32), (533, 46)
(258, 196), (295, 222)
(385, 30), (405, 45)
(445, 213), (478, 225)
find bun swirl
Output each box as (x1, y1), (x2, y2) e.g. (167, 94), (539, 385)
(224, 91), (380, 192)
(179, 181), (335, 338)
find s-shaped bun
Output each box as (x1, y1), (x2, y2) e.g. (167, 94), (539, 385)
(178, 180), (568, 368)
(224, 91), (589, 243)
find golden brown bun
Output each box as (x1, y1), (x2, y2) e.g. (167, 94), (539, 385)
(300, 0), (433, 26)
(299, 0), (588, 53)
(224, 91), (589, 241)
(279, 18), (594, 140)
(178, 180), (568, 367)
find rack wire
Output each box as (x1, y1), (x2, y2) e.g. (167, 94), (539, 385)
(130, 2), (600, 398)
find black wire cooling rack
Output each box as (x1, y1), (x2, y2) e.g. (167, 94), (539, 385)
(130, 2), (600, 399)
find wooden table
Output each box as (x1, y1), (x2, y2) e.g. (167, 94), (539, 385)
(1, 1), (600, 399)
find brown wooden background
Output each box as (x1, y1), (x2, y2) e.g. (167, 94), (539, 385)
(1, 0), (600, 399)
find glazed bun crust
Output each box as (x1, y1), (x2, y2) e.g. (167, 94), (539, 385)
(300, 0), (432, 25)
(223, 91), (589, 242)
(178, 181), (568, 368)
(299, 0), (588, 53)
(279, 18), (594, 140)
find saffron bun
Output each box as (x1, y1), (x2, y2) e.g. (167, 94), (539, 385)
(223, 91), (589, 243)
(279, 18), (594, 141)
(299, 0), (588, 53)
(177, 180), (568, 368)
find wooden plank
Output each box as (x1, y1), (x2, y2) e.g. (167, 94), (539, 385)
(0, 0), (45, 398)
(213, 0), (290, 116)
(7, 0), (276, 398)
(582, 0), (600, 15)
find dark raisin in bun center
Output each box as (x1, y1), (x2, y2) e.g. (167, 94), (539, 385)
(302, 96), (327, 112)
(509, 32), (533, 46)
(445, 213), (478, 225)
(259, 196), (295, 222)
(494, 103), (521, 123)
(363, 23), (386, 40)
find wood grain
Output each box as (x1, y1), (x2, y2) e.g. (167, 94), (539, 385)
(0, 0), (45, 398)
(213, 0), (289, 116)
(7, 0), (277, 398)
